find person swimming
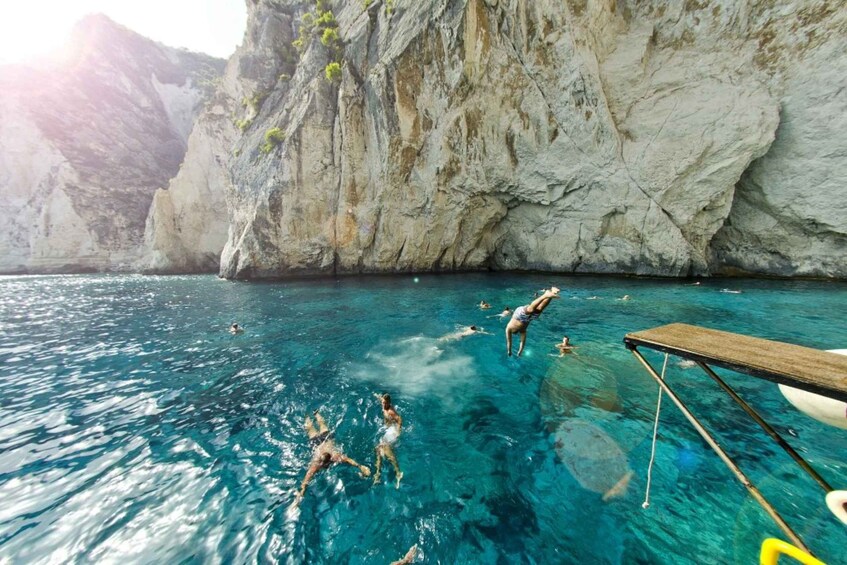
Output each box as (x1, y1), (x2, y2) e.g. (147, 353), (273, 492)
(489, 306), (512, 319)
(438, 325), (488, 342)
(555, 336), (577, 357)
(390, 544), (418, 565)
(373, 393), (404, 488)
(229, 323), (244, 334)
(294, 410), (370, 506)
(479, 300), (491, 310)
(616, 295), (631, 301)
(506, 287), (560, 357)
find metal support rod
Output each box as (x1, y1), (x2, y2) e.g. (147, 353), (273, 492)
(695, 361), (833, 493)
(630, 348), (812, 555)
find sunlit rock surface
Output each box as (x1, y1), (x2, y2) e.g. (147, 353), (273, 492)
(205, 0), (844, 279)
(4, 2), (845, 278)
(0, 15), (224, 274)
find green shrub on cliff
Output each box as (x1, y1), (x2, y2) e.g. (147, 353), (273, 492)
(325, 62), (342, 82)
(293, 2), (340, 56)
(235, 117), (253, 131)
(260, 127), (285, 154)
(321, 27), (339, 47)
(242, 92), (267, 113)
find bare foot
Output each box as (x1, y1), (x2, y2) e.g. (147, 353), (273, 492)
(373, 473), (381, 484)
(395, 472), (403, 489)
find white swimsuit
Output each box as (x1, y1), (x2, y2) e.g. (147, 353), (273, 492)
(382, 424), (400, 445)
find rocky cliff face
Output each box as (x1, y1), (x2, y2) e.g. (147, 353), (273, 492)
(185, 0), (844, 279)
(0, 15), (224, 274)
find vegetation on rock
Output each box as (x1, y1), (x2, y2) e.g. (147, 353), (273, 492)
(260, 127), (285, 154)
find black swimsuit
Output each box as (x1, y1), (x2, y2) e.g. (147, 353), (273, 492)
(309, 430), (332, 447)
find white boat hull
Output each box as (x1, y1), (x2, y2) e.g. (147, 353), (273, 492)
(778, 349), (847, 430)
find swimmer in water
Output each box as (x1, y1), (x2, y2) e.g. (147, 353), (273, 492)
(617, 295), (631, 301)
(373, 393), (403, 488)
(506, 287), (560, 357)
(489, 306), (512, 319)
(229, 323), (244, 334)
(390, 544), (418, 565)
(555, 336), (577, 357)
(294, 410), (371, 506)
(720, 288), (743, 294)
(479, 300), (491, 310)
(438, 325), (488, 342)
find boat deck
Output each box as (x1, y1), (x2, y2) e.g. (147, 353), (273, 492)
(624, 323), (847, 402)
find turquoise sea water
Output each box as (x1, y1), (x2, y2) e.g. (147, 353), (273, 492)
(0, 273), (845, 564)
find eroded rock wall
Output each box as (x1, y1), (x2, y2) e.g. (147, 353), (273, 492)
(215, 0), (845, 279)
(0, 15), (224, 274)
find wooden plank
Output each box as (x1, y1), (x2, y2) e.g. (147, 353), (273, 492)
(624, 323), (847, 402)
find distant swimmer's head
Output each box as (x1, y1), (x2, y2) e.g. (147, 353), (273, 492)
(230, 323), (240, 331)
(381, 393), (392, 409)
(562, 336), (570, 345)
(319, 452), (333, 468)
(469, 325), (477, 331)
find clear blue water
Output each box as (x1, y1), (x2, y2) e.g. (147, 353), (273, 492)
(0, 274), (845, 564)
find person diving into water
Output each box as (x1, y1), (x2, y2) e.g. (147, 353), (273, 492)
(294, 410), (371, 506)
(506, 287), (560, 357)
(374, 393), (404, 488)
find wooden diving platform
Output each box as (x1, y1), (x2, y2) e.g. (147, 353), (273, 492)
(623, 322), (847, 559)
(624, 323), (847, 402)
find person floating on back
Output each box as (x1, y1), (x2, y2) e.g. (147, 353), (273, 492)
(506, 287), (560, 357)
(374, 393), (404, 489)
(294, 410), (370, 506)
(229, 323), (244, 334)
(479, 300), (491, 310)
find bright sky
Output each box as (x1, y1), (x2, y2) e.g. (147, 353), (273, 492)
(0, 0), (247, 65)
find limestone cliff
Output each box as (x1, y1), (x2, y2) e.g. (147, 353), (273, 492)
(0, 15), (224, 273)
(194, 0), (844, 279)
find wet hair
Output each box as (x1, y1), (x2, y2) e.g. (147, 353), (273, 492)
(231, 323), (239, 329)
(382, 393), (392, 408)
(470, 325), (477, 331)
(320, 452), (332, 468)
